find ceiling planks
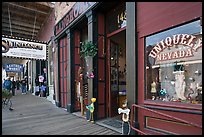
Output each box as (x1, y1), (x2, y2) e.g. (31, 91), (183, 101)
(2, 2), (54, 40)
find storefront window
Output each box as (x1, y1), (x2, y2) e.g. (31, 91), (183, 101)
(145, 19), (202, 104)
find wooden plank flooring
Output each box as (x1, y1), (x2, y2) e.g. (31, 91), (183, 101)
(2, 92), (120, 135)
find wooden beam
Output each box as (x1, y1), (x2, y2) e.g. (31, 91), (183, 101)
(2, 20), (41, 30)
(5, 2), (50, 15)
(2, 31), (37, 40)
(35, 2), (55, 8)
(2, 8), (46, 23)
(2, 28), (38, 36)
(2, 23), (39, 33)
(2, 16), (41, 29)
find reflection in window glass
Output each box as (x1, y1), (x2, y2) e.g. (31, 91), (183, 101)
(145, 20), (202, 104)
(146, 20), (201, 46)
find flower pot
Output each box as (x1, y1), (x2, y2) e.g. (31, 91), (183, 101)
(85, 56), (92, 71)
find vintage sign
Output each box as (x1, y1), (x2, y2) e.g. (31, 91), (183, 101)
(2, 37), (47, 60)
(4, 64), (24, 72)
(148, 34), (202, 65)
(54, 2), (96, 36)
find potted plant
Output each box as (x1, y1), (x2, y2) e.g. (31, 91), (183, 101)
(80, 41), (97, 79)
(2, 88), (12, 98)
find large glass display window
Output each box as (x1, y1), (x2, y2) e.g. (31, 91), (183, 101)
(145, 19), (202, 104)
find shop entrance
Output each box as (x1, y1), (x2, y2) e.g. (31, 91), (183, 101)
(108, 29), (126, 117)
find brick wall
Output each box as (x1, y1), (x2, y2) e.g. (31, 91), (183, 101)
(54, 2), (76, 24)
(36, 9), (55, 42)
(36, 2), (76, 42)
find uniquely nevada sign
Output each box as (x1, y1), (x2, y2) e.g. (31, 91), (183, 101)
(148, 34), (202, 65)
(2, 37), (47, 60)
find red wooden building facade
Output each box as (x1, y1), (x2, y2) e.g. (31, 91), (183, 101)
(54, 2), (202, 135)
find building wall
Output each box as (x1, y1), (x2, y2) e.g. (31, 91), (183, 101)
(47, 40), (55, 104)
(137, 2), (202, 38)
(53, 41), (60, 105)
(35, 7), (55, 101)
(53, 2), (97, 110)
(136, 2), (202, 135)
(36, 9), (55, 42)
(137, 1), (202, 106)
(54, 2), (76, 24)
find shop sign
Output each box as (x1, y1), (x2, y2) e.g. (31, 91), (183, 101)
(148, 34), (202, 65)
(4, 64), (24, 72)
(2, 37), (47, 60)
(54, 2), (96, 36)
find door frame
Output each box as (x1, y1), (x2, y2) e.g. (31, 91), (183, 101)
(106, 27), (126, 117)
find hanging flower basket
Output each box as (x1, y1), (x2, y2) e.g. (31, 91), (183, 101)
(80, 41), (97, 79)
(80, 41), (97, 58)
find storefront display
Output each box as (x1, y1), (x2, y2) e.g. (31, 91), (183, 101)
(145, 19), (202, 104)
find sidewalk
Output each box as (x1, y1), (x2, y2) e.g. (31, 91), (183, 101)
(2, 91), (121, 135)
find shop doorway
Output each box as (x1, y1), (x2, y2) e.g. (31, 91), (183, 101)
(108, 29), (126, 117)
(71, 19), (88, 113)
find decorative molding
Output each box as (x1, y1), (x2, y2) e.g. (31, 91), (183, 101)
(86, 10), (93, 25)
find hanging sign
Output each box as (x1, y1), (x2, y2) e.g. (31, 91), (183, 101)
(2, 37), (47, 60)
(148, 34), (202, 65)
(4, 64), (24, 72)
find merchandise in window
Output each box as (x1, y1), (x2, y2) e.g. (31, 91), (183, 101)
(145, 19), (202, 104)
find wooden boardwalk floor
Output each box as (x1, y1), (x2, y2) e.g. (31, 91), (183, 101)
(2, 91), (121, 135)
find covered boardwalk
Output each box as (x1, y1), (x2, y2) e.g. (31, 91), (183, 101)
(2, 92), (120, 135)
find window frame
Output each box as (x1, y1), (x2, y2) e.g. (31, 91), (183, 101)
(144, 19), (202, 105)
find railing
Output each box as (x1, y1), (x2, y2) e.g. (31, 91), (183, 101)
(130, 104), (202, 135)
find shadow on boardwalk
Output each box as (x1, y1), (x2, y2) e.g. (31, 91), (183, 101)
(2, 92), (121, 135)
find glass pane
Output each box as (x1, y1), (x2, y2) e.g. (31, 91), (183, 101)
(145, 19), (202, 104)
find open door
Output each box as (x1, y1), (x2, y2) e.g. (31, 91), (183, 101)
(109, 41), (119, 117)
(107, 29), (126, 118)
